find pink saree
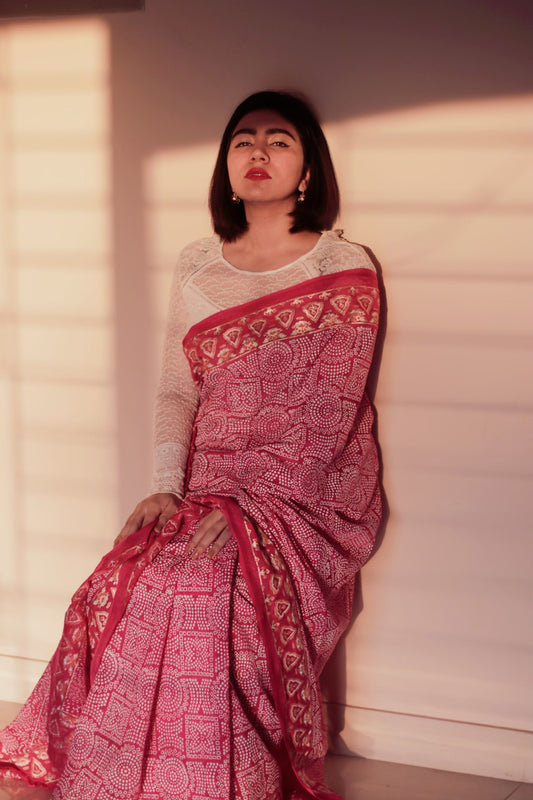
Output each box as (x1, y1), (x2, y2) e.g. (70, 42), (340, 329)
(0, 268), (381, 799)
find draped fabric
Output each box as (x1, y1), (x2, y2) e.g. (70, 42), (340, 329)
(0, 267), (381, 799)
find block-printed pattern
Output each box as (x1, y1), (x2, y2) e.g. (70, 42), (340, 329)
(0, 265), (381, 800)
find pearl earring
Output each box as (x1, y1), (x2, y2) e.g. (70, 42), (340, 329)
(231, 191), (241, 204)
(297, 190), (306, 204)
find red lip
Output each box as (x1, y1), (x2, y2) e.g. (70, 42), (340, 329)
(245, 168), (271, 180)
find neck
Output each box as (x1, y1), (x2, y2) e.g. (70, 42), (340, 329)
(241, 198), (296, 249)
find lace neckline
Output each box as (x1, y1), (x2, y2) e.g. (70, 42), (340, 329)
(217, 230), (340, 275)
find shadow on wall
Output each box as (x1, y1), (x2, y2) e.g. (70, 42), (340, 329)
(107, 0), (533, 508)
(321, 245), (389, 752)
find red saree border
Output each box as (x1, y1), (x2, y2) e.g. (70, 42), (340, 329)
(216, 497), (343, 800)
(184, 267), (379, 383)
(184, 267), (377, 342)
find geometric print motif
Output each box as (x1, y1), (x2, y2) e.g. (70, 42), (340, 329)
(184, 271), (379, 383)
(247, 518), (317, 755)
(0, 267), (381, 800)
(178, 632), (214, 676)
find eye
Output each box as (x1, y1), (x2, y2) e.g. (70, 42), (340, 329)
(271, 140), (289, 147)
(234, 140), (252, 148)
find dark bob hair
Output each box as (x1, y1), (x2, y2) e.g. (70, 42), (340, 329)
(209, 91), (340, 242)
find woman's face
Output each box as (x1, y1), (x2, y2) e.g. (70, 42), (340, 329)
(226, 109), (308, 206)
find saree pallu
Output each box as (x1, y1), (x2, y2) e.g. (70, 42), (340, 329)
(0, 268), (381, 800)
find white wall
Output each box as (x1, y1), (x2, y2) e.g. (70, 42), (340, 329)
(0, 0), (531, 781)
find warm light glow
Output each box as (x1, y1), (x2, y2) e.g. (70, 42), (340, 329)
(12, 149), (110, 200)
(326, 95), (532, 274)
(0, 18), (117, 681)
(6, 20), (108, 80)
(142, 144), (216, 363)
(0, 11), (531, 780)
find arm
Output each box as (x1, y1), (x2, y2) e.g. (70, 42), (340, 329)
(150, 251), (200, 498)
(115, 249), (200, 543)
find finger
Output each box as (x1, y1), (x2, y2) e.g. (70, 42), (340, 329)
(114, 502), (152, 545)
(186, 511), (229, 559)
(114, 523), (139, 547)
(154, 500), (178, 533)
(185, 510), (223, 552)
(129, 502), (165, 535)
(153, 516), (167, 534)
(207, 527), (232, 559)
(191, 525), (229, 560)
(113, 527), (131, 547)
(188, 512), (228, 558)
(114, 515), (140, 546)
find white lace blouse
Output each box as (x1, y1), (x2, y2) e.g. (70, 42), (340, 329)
(150, 230), (376, 498)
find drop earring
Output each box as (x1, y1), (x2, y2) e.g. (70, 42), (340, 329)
(297, 189), (306, 204)
(231, 191), (241, 204)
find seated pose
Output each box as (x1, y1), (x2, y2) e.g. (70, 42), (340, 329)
(0, 90), (382, 800)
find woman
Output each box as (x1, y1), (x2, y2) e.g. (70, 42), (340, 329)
(0, 91), (382, 800)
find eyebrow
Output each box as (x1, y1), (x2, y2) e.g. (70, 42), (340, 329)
(231, 127), (297, 141)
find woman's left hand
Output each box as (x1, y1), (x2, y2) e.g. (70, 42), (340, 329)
(185, 509), (231, 560)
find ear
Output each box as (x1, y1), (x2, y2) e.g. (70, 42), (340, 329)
(298, 166), (310, 193)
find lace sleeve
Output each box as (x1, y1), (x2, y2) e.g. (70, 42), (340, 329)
(150, 249), (200, 498)
(316, 232), (377, 276)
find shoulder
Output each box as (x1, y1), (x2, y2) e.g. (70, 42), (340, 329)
(318, 229), (376, 273)
(177, 236), (219, 265)
(174, 236), (220, 285)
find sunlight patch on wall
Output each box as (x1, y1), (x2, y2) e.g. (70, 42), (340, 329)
(143, 142), (216, 362)
(0, 17), (117, 679)
(328, 94), (532, 278)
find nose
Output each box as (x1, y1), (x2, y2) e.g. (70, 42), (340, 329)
(250, 144), (268, 161)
